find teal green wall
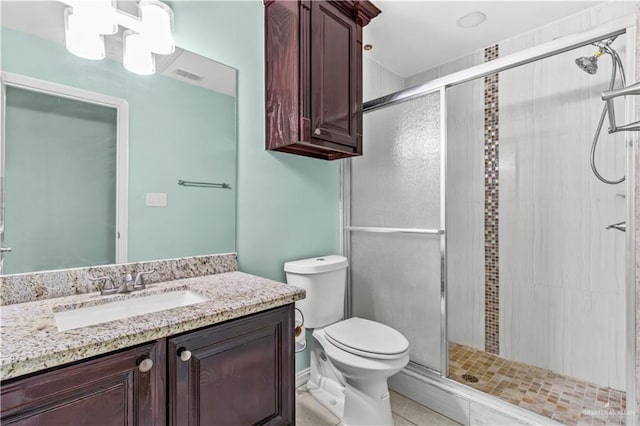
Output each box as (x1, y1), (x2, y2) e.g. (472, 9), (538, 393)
(1, 1), (339, 371)
(1, 27), (237, 263)
(4, 87), (117, 274)
(170, 1), (340, 372)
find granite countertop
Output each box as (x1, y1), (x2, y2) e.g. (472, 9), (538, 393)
(0, 271), (305, 380)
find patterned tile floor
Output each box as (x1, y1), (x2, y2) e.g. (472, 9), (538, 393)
(296, 386), (460, 426)
(448, 342), (627, 425)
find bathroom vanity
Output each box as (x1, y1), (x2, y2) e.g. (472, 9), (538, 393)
(0, 255), (304, 425)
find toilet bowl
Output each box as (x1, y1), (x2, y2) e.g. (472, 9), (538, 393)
(309, 318), (410, 426)
(284, 255), (410, 426)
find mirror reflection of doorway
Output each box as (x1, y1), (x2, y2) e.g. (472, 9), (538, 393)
(1, 79), (126, 274)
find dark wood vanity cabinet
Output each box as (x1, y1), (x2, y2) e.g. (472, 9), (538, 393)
(1, 305), (294, 426)
(1, 341), (165, 425)
(168, 305), (294, 426)
(265, 0), (380, 160)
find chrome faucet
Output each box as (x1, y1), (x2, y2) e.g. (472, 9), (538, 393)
(119, 273), (136, 293)
(89, 270), (156, 295)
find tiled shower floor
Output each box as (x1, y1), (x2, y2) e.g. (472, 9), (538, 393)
(448, 343), (626, 425)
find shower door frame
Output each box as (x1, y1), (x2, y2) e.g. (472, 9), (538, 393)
(341, 15), (638, 425)
(0, 72), (130, 271)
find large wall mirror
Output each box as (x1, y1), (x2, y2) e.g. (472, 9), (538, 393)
(0, 1), (237, 275)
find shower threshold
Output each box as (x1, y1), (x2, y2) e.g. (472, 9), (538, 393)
(448, 342), (626, 425)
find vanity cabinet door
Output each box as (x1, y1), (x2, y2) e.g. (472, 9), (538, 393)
(168, 305), (294, 426)
(0, 341), (165, 426)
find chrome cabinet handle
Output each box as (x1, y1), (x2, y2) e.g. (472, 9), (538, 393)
(177, 347), (192, 361)
(137, 357), (154, 373)
(0, 247), (12, 253)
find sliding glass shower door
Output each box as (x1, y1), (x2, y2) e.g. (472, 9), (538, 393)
(346, 90), (445, 372)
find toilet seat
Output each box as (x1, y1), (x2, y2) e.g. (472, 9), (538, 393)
(323, 317), (409, 360)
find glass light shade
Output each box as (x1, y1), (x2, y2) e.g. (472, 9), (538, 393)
(123, 31), (156, 75)
(64, 8), (105, 60)
(139, 1), (175, 55)
(71, 0), (117, 35)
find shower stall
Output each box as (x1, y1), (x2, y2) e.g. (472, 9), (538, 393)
(343, 19), (637, 426)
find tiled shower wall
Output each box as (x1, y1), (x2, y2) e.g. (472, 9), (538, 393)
(499, 33), (626, 392)
(364, 1), (634, 392)
(497, 2), (634, 392)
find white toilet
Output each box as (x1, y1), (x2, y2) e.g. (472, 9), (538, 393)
(285, 255), (410, 426)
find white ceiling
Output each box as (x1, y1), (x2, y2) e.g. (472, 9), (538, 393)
(363, 1), (601, 77)
(0, 1), (236, 97)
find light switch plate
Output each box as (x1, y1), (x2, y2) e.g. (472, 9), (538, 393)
(146, 193), (167, 207)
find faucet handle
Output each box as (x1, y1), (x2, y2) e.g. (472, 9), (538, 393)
(89, 276), (117, 295)
(134, 270), (156, 289)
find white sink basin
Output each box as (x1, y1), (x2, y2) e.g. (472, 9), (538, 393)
(54, 290), (207, 332)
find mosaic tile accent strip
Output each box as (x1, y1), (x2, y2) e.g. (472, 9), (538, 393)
(484, 44), (500, 355)
(0, 253), (238, 305)
(449, 342), (627, 426)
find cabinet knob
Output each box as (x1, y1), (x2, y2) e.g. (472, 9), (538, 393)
(137, 357), (154, 373)
(177, 347), (192, 362)
(313, 128), (321, 136)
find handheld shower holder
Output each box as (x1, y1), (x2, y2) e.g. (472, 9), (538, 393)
(601, 81), (640, 133)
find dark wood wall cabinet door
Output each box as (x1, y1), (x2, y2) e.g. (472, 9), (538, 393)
(0, 341), (165, 426)
(168, 305), (295, 426)
(265, 0), (380, 160)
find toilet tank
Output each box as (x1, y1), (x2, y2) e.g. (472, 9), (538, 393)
(284, 255), (348, 329)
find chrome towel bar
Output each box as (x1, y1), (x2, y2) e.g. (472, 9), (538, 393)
(177, 180), (231, 189)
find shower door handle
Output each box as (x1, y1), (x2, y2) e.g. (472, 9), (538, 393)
(0, 247), (12, 253)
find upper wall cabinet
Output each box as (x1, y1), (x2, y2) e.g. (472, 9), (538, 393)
(265, 0), (381, 160)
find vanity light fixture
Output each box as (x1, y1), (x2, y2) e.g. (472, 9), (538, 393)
(70, 0), (118, 35)
(59, 0), (176, 74)
(64, 8), (105, 60)
(123, 31), (156, 75)
(139, 0), (175, 55)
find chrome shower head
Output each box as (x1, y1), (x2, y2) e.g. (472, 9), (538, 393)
(575, 55), (599, 74)
(575, 36), (616, 75)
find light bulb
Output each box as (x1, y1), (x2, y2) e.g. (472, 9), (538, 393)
(71, 0), (117, 35)
(64, 8), (105, 60)
(139, 0), (175, 55)
(123, 31), (156, 75)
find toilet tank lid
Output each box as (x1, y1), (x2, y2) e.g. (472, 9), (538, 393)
(284, 255), (348, 274)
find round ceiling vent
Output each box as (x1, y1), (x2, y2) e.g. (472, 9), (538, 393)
(456, 11), (486, 29)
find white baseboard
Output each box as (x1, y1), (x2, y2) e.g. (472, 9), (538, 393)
(296, 367), (310, 388)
